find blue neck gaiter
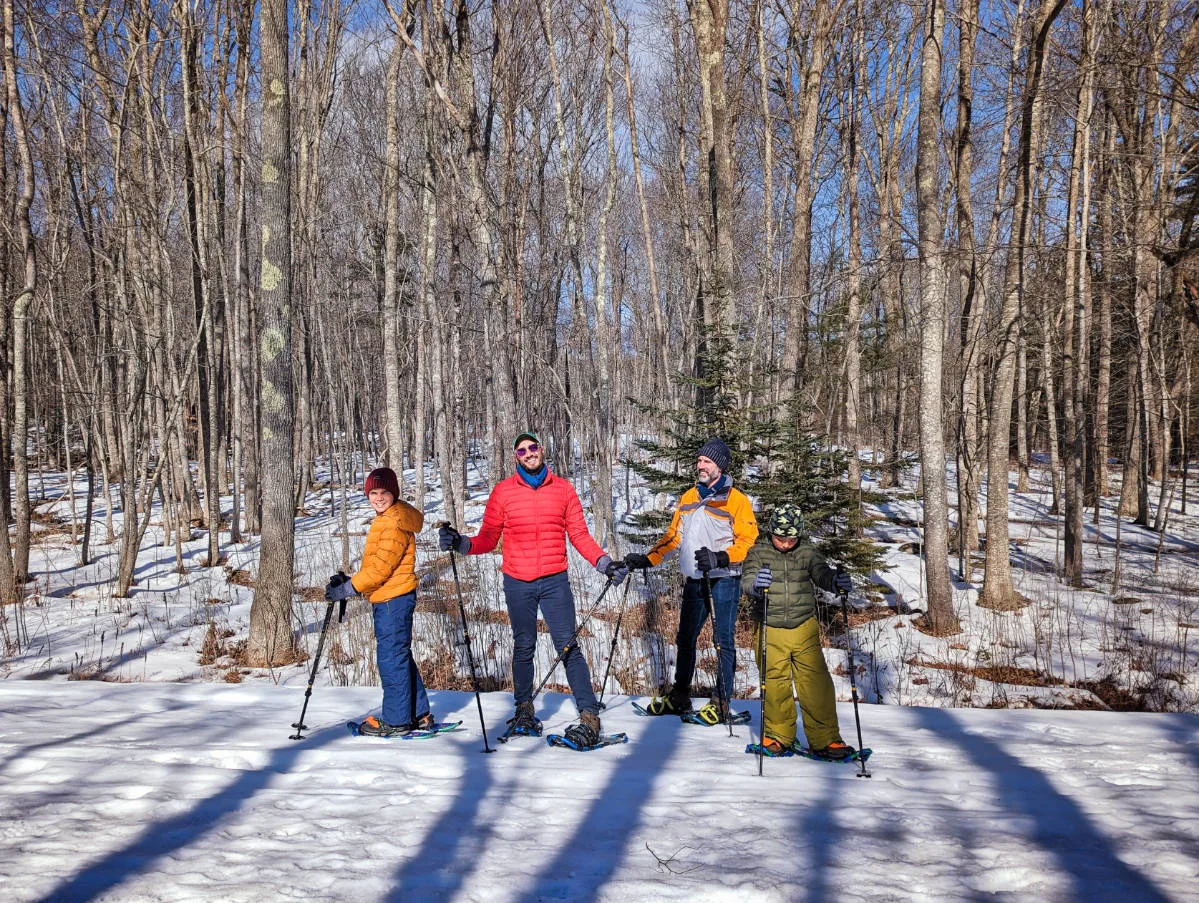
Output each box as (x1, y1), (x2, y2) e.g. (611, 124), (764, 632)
(517, 463), (549, 490)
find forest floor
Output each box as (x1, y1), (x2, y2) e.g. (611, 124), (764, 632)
(7, 454), (1197, 713)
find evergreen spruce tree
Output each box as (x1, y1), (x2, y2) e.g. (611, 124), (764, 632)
(623, 331), (884, 575)
(754, 396), (887, 574)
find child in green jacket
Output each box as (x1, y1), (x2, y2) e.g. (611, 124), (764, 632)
(741, 503), (854, 758)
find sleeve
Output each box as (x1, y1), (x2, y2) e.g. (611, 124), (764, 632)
(563, 486), (606, 565)
(468, 485), (506, 555)
(809, 548), (837, 592)
(725, 491), (759, 565)
(739, 544), (762, 597)
(646, 505), (684, 567)
(351, 517), (407, 596)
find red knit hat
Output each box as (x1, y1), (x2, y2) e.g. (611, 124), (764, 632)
(364, 467), (400, 498)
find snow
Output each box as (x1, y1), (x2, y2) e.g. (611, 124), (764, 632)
(2, 681), (1196, 902)
(4, 457), (1199, 900)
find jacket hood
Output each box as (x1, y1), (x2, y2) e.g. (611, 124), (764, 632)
(386, 498), (424, 533)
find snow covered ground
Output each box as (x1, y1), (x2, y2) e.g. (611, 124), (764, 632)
(2, 681), (1196, 902)
(3, 456), (1199, 900)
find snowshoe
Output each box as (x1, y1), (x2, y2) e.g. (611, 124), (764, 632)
(639, 688), (692, 716)
(415, 712), (437, 732)
(681, 700), (751, 726)
(497, 701), (543, 743)
(402, 720), (465, 740)
(745, 738), (795, 758)
(561, 710), (602, 748)
(791, 742), (872, 764)
(348, 716), (412, 738)
(546, 731), (629, 751)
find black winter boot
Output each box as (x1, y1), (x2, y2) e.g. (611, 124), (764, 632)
(510, 700), (543, 735)
(646, 685), (692, 715)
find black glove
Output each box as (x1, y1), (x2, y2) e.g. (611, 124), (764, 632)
(597, 554), (629, 586)
(624, 552), (652, 571)
(694, 547), (730, 573)
(439, 523), (470, 554)
(325, 572), (356, 602)
(834, 570), (852, 593)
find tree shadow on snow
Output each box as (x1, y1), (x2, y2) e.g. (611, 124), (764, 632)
(514, 701), (679, 903)
(917, 707), (1174, 902)
(382, 692), (570, 901)
(34, 722), (345, 903)
(795, 773), (839, 903)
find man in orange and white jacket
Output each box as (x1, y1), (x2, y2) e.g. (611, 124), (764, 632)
(625, 438), (758, 723)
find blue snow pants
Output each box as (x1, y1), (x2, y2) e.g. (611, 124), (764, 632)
(371, 591), (430, 727)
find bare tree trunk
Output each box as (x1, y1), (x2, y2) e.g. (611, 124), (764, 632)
(1093, 114), (1115, 514)
(1038, 295), (1062, 513)
(686, 0), (735, 384)
(844, 0), (865, 499)
(1015, 324), (1030, 493)
(778, 0), (834, 400)
(425, 0), (519, 483)
(590, 0), (622, 546)
(954, 0), (981, 567)
(382, 38), (406, 470)
(1, 0), (36, 601)
(864, 8), (917, 487)
(246, 0), (297, 666)
(1063, 0), (1098, 585)
(179, 1), (221, 566)
(619, 14), (664, 400)
(915, 0), (957, 633)
(980, 0), (1066, 611)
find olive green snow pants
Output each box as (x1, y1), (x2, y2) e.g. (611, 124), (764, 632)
(753, 616), (842, 749)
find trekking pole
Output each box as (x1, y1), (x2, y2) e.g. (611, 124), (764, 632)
(527, 578), (615, 707)
(444, 526), (495, 754)
(701, 572), (734, 738)
(289, 591), (348, 740)
(838, 567), (871, 778)
(757, 586), (769, 775)
(597, 577), (635, 710)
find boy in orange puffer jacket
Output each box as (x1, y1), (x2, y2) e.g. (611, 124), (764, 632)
(326, 466), (432, 737)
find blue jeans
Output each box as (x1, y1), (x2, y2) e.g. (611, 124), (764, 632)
(675, 576), (739, 701)
(503, 571), (598, 715)
(371, 592), (430, 727)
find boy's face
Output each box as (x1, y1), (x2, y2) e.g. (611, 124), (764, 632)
(368, 488), (395, 514)
(770, 534), (799, 552)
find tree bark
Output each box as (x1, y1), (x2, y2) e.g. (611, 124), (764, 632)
(1, 0), (36, 602)
(246, 0), (297, 666)
(1063, 0), (1098, 585)
(980, 0), (1066, 611)
(953, 0), (982, 567)
(915, 0), (957, 633)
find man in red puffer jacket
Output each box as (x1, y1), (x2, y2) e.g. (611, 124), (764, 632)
(439, 431), (627, 748)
